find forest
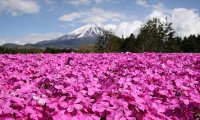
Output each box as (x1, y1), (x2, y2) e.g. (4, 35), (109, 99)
(0, 18), (200, 54)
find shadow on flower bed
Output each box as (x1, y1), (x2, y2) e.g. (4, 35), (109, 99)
(164, 103), (200, 119)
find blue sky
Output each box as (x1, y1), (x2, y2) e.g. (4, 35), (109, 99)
(0, 0), (200, 45)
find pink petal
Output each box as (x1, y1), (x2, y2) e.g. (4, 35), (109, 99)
(59, 101), (68, 108)
(48, 102), (58, 109)
(25, 106), (35, 114)
(97, 106), (105, 112)
(74, 104), (83, 110)
(88, 89), (95, 96)
(67, 106), (74, 112)
(59, 96), (66, 102)
(183, 99), (190, 105)
(74, 98), (81, 103)
(55, 85), (63, 89)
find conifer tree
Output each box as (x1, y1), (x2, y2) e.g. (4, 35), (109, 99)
(136, 18), (176, 52)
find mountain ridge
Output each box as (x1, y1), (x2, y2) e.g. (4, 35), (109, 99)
(3, 24), (108, 49)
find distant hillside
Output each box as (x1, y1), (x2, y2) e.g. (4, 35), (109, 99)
(2, 24), (109, 49)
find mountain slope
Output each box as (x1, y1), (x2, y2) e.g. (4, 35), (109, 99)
(61, 24), (105, 39)
(2, 24), (109, 49)
(35, 24), (106, 48)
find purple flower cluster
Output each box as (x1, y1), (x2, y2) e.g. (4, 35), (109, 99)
(0, 53), (199, 120)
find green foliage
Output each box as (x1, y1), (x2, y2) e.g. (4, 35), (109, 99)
(94, 31), (110, 52)
(136, 18), (174, 52)
(106, 35), (122, 52)
(121, 34), (136, 52)
(181, 35), (199, 53)
(0, 46), (76, 54)
(1, 18), (200, 54)
(197, 34), (200, 52)
(122, 18), (200, 53)
(94, 31), (122, 52)
(0, 47), (43, 54)
(164, 36), (181, 52)
(44, 47), (76, 54)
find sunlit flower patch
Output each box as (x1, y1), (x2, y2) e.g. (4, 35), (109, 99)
(0, 53), (199, 120)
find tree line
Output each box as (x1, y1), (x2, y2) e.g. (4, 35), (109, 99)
(0, 18), (200, 54)
(95, 18), (200, 53)
(0, 47), (76, 54)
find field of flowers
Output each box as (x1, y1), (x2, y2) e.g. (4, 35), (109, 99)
(0, 53), (199, 120)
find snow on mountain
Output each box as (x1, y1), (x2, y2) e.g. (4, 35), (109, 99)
(3, 24), (112, 49)
(58, 24), (106, 40)
(35, 24), (110, 48)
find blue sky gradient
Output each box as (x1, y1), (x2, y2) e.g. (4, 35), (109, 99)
(0, 0), (200, 44)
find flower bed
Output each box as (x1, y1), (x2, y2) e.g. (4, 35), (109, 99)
(0, 53), (199, 120)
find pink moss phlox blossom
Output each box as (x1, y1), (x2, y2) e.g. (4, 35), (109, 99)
(0, 53), (199, 119)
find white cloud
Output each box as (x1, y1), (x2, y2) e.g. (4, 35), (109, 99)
(102, 24), (117, 31)
(152, 3), (167, 12)
(147, 8), (200, 37)
(67, 0), (110, 5)
(136, 0), (148, 7)
(170, 8), (200, 37)
(0, 0), (40, 16)
(147, 10), (169, 22)
(69, 0), (92, 5)
(0, 33), (65, 45)
(103, 4), (200, 38)
(103, 20), (143, 38)
(59, 7), (125, 24)
(136, 0), (167, 12)
(59, 12), (81, 21)
(136, 0), (200, 37)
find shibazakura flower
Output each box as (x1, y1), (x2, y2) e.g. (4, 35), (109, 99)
(0, 53), (199, 119)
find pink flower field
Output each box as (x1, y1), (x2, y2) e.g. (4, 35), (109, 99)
(0, 53), (199, 120)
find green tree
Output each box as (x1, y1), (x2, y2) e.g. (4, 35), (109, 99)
(164, 36), (181, 52)
(44, 47), (75, 53)
(94, 31), (122, 52)
(136, 18), (176, 52)
(94, 31), (110, 52)
(197, 34), (200, 52)
(121, 34), (136, 52)
(181, 35), (198, 52)
(0, 46), (6, 53)
(107, 35), (122, 52)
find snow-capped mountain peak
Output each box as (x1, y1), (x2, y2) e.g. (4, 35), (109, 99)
(35, 24), (113, 48)
(59, 24), (106, 40)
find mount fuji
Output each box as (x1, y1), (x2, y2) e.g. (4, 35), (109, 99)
(35, 24), (107, 48)
(60, 24), (105, 39)
(3, 24), (109, 49)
